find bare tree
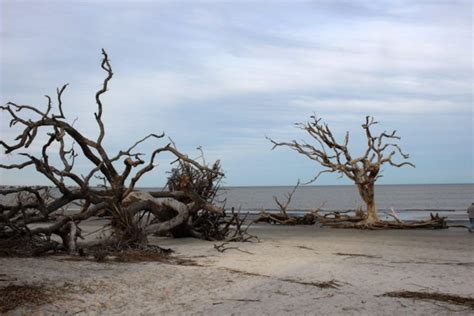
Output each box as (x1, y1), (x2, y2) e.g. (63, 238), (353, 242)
(268, 115), (415, 226)
(0, 49), (239, 255)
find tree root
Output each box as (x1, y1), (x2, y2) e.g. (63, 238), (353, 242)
(255, 211), (319, 225)
(60, 244), (204, 266)
(334, 252), (381, 259)
(224, 268), (341, 289)
(390, 260), (474, 266)
(213, 242), (254, 254)
(321, 212), (448, 230)
(0, 236), (63, 258)
(381, 291), (474, 309)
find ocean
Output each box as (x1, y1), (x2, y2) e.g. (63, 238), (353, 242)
(1, 184), (472, 222)
(217, 184), (474, 222)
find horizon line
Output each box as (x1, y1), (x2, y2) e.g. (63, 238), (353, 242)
(1, 182), (473, 189)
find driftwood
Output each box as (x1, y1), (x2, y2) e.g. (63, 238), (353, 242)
(224, 268), (341, 289)
(321, 211), (447, 230)
(0, 49), (243, 255)
(256, 211), (320, 225)
(255, 181), (324, 225)
(382, 291), (474, 309)
(255, 189), (449, 230)
(149, 162), (256, 242)
(266, 115), (450, 230)
(268, 115), (415, 225)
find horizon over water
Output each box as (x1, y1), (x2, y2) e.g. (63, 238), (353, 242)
(221, 182), (473, 188)
(216, 183), (474, 211)
(214, 183), (473, 223)
(1, 183), (472, 222)
(137, 183), (473, 220)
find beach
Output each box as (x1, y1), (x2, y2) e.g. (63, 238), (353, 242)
(1, 225), (473, 315)
(2, 0), (473, 315)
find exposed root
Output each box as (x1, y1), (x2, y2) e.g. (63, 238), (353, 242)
(60, 244), (200, 265)
(0, 236), (63, 258)
(322, 212), (447, 230)
(0, 50), (228, 255)
(390, 260), (474, 266)
(221, 298), (261, 302)
(224, 268), (341, 289)
(255, 181), (325, 225)
(382, 291), (474, 309)
(296, 245), (317, 251)
(224, 268), (268, 277)
(279, 278), (340, 289)
(113, 250), (198, 265)
(334, 252), (381, 259)
(255, 211), (319, 225)
(214, 242), (254, 254)
(222, 208), (259, 242)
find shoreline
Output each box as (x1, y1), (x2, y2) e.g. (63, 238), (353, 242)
(2, 184), (472, 215)
(53, 207), (471, 224)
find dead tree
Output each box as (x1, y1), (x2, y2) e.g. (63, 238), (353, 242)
(255, 181), (322, 225)
(268, 115), (444, 229)
(150, 157), (255, 241)
(159, 157), (224, 238)
(0, 49), (232, 254)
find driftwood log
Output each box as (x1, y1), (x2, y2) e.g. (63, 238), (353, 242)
(267, 115), (449, 230)
(0, 49), (251, 255)
(255, 181), (322, 225)
(255, 183), (448, 230)
(320, 211), (447, 229)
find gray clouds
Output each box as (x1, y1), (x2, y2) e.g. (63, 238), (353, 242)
(1, 0), (472, 186)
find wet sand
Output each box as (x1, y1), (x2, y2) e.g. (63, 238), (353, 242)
(1, 225), (473, 315)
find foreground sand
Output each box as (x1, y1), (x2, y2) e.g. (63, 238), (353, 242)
(1, 226), (473, 315)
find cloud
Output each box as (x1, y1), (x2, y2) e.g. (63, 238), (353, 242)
(290, 97), (471, 114)
(1, 0), (472, 186)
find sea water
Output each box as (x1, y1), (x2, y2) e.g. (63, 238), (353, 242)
(218, 184), (474, 222)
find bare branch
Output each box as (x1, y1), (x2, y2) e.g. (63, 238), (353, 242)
(273, 180), (300, 217)
(268, 114), (414, 224)
(0, 49), (230, 254)
(52, 84), (68, 119)
(95, 49), (113, 144)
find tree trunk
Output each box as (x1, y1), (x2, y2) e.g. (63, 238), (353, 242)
(366, 200), (378, 223)
(358, 183), (378, 223)
(59, 221), (78, 254)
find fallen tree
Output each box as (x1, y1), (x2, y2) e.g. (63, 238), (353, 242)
(255, 181), (323, 225)
(0, 49), (251, 255)
(268, 115), (447, 229)
(319, 210), (447, 229)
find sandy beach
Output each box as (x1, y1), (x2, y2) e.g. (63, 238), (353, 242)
(2, 0), (473, 315)
(1, 225), (473, 315)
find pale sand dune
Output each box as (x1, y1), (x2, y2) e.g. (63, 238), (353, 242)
(1, 226), (473, 315)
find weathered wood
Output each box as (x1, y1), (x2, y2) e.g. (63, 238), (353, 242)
(256, 182), (323, 225)
(268, 115), (419, 228)
(0, 50), (227, 254)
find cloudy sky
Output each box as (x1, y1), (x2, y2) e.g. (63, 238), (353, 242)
(1, 0), (472, 186)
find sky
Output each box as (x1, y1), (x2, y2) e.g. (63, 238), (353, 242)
(0, 0), (473, 187)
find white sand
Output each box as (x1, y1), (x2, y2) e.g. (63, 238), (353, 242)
(1, 226), (473, 315)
